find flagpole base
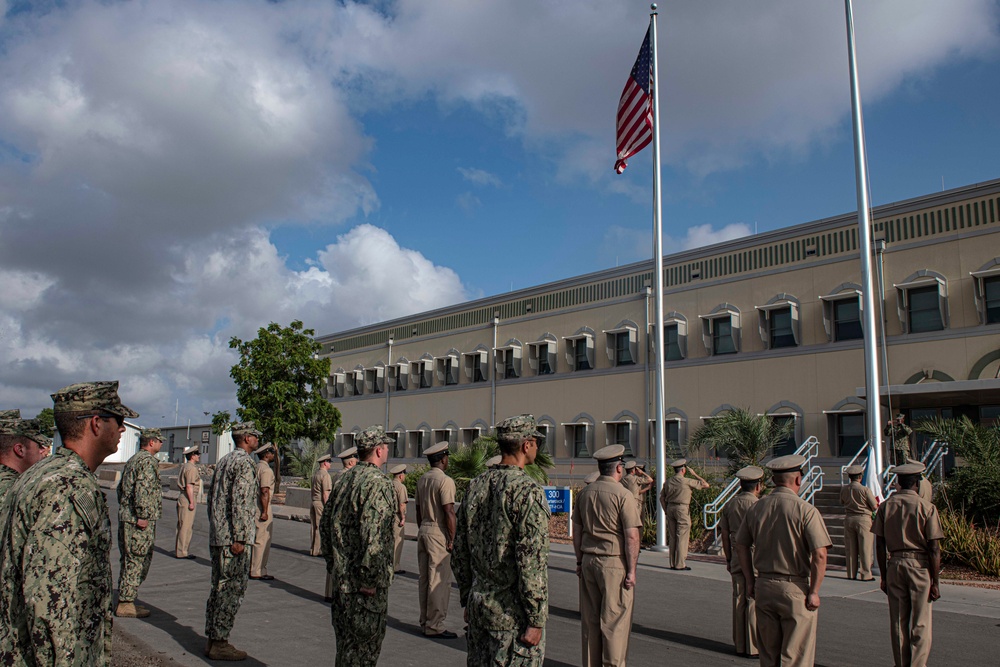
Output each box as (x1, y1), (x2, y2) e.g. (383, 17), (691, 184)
(648, 545), (669, 553)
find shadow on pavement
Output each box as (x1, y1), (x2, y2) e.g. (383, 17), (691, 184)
(153, 545), (210, 566)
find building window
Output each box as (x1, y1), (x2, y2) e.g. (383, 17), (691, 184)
(769, 308), (796, 348)
(463, 351), (489, 383)
(757, 296), (799, 349)
(605, 325), (638, 367)
(436, 355), (460, 386)
(431, 429), (452, 448)
(389, 432), (404, 458)
(701, 306), (740, 356)
(460, 427), (482, 447)
(565, 333), (595, 371)
(665, 324), (683, 361)
(495, 345), (522, 379)
(985, 277), (1000, 324)
(332, 373), (346, 398)
(649, 419), (683, 457)
(408, 431), (424, 454)
(569, 424), (589, 457)
(391, 364), (408, 391)
(365, 367), (384, 394)
(895, 272), (947, 334)
(834, 413), (865, 457)
(607, 422), (633, 456)
(833, 297), (863, 341)
(770, 414), (797, 457)
(536, 424), (552, 456)
(411, 360), (433, 388)
(528, 339), (557, 376)
(340, 432), (355, 452)
(350, 370), (364, 396)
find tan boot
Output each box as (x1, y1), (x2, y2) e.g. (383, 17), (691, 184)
(114, 602), (138, 618)
(133, 603), (152, 618)
(204, 640), (248, 661)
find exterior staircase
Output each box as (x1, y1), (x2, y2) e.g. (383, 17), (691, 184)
(813, 484), (847, 569)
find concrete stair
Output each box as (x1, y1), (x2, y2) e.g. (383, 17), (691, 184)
(813, 485), (847, 569)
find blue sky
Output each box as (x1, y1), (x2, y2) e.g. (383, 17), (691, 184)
(1, 0), (998, 422)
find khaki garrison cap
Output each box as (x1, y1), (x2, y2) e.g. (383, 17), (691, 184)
(767, 454), (806, 473)
(670, 458), (687, 469)
(139, 427), (164, 443)
(388, 464), (407, 475)
(338, 446), (359, 459)
(424, 441), (450, 457)
(231, 421), (263, 438)
(584, 471), (600, 485)
(485, 455), (502, 468)
(495, 414), (544, 439)
(355, 425), (393, 451)
(891, 462), (926, 475)
(735, 466), (764, 482)
(254, 442), (276, 456)
(51, 381), (138, 419)
(593, 445), (626, 462)
(317, 454), (332, 463)
(844, 464), (865, 476)
(183, 445), (200, 455)
(623, 460), (637, 470)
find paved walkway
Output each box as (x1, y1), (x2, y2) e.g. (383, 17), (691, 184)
(109, 489), (1000, 666)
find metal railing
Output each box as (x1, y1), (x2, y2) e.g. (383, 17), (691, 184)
(702, 435), (822, 544)
(839, 441), (869, 486)
(882, 439), (948, 499)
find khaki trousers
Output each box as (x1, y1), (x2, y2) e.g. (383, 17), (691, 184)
(417, 525), (452, 634)
(393, 520), (405, 571)
(731, 572), (758, 656)
(665, 503), (691, 569)
(251, 517), (273, 577)
(176, 498), (196, 558)
(310, 501), (324, 557)
(579, 554), (634, 667)
(755, 577), (817, 667)
(844, 514), (874, 580)
(887, 556), (933, 667)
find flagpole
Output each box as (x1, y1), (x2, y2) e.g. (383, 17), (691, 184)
(844, 0), (883, 474)
(649, 4), (668, 551)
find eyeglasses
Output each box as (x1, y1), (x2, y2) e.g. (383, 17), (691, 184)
(76, 413), (125, 427)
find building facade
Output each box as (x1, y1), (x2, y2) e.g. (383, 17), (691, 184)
(317, 179), (1000, 479)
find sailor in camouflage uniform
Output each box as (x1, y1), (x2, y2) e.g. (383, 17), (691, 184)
(203, 421), (261, 661)
(0, 415), (52, 500)
(116, 427), (164, 618)
(321, 425), (397, 667)
(453, 414), (550, 667)
(0, 381), (136, 666)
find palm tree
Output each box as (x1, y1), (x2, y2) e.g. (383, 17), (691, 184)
(285, 438), (330, 479)
(914, 416), (1000, 466)
(446, 431), (554, 486)
(687, 407), (794, 476)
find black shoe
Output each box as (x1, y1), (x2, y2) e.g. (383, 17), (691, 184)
(250, 575), (275, 581)
(394, 569), (406, 575)
(425, 631), (458, 639)
(671, 566), (691, 571)
(186, 555), (197, 560)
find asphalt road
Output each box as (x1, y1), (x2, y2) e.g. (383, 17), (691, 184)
(107, 492), (1000, 666)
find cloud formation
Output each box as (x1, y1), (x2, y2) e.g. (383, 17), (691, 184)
(457, 167), (503, 187)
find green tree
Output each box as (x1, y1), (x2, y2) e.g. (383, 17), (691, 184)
(34, 407), (55, 438)
(211, 410), (231, 436)
(229, 320), (342, 490)
(687, 407), (794, 476)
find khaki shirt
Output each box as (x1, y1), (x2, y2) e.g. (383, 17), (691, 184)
(719, 491), (758, 574)
(393, 478), (408, 508)
(872, 489), (944, 553)
(311, 469), (332, 504)
(660, 474), (700, 507)
(178, 461), (203, 502)
(621, 474), (642, 501)
(572, 476), (642, 558)
(416, 467), (456, 533)
(918, 478), (933, 504)
(840, 482), (877, 516)
(257, 460), (275, 515)
(735, 487), (832, 579)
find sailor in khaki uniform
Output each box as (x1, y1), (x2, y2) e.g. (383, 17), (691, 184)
(735, 455), (831, 667)
(389, 463), (408, 574)
(840, 464), (877, 581)
(175, 445), (202, 559)
(415, 441), (457, 638)
(572, 445), (642, 667)
(658, 458), (709, 570)
(310, 454), (333, 556)
(906, 459), (934, 504)
(719, 465), (763, 658)
(872, 461), (943, 667)
(621, 460), (653, 512)
(584, 471), (600, 486)
(250, 443), (276, 580)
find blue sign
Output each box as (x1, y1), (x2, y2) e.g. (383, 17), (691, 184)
(543, 486), (571, 514)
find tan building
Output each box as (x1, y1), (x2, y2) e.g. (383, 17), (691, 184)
(317, 179), (1000, 478)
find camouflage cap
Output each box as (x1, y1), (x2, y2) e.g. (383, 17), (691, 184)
(139, 427), (164, 444)
(0, 418), (20, 436)
(51, 381), (138, 418)
(0, 409), (20, 421)
(231, 421), (262, 438)
(10, 419), (52, 447)
(355, 425), (393, 451)
(495, 414), (544, 440)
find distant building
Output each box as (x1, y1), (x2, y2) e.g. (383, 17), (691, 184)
(317, 179), (1000, 479)
(160, 423), (233, 465)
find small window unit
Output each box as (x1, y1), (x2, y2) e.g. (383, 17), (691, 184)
(986, 276), (1000, 324)
(411, 360), (433, 389)
(350, 370), (364, 396)
(665, 324), (683, 361)
(463, 350), (489, 383)
(567, 423), (591, 458)
(390, 363), (409, 391)
(331, 372), (346, 399)
(536, 424), (552, 455)
(435, 354), (460, 386)
(656, 312), (687, 361)
(340, 432), (355, 452)
(769, 414), (798, 457)
(604, 325), (638, 367)
(834, 412), (865, 457)
(365, 366), (385, 394)
(971, 263), (1000, 325)
(820, 287), (863, 342)
(757, 296), (799, 349)
(606, 421), (634, 456)
(431, 429), (453, 448)
(894, 272), (947, 334)
(701, 305), (740, 356)
(527, 338), (558, 376)
(407, 430), (424, 454)
(388, 431), (404, 458)
(564, 332), (595, 371)
(495, 343), (522, 380)
(648, 419), (683, 454)
(460, 427), (482, 447)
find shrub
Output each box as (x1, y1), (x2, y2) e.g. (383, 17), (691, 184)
(939, 508), (1000, 578)
(916, 417), (1000, 524)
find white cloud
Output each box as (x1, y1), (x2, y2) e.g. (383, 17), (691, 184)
(455, 192), (482, 213)
(605, 221), (753, 266)
(457, 167), (502, 187)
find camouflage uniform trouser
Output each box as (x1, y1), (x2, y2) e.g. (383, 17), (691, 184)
(331, 588), (388, 667)
(466, 625), (545, 667)
(118, 520), (156, 602)
(205, 546), (251, 641)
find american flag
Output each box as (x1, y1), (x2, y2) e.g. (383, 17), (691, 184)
(614, 28), (653, 174)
